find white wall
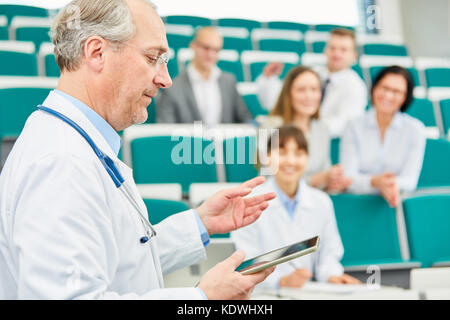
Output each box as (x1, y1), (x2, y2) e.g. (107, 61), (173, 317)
(399, 0), (450, 58)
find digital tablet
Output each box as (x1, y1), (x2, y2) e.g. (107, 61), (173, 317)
(235, 236), (320, 275)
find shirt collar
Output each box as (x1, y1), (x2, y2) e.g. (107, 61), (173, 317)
(272, 178), (302, 207)
(366, 107), (404, 130)
(187, 63), (221, 83)
(53, 89), (122, 156)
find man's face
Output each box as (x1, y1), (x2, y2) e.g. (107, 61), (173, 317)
(324, 35), (357, 73)
(190, 28), (223, 73)
(105, 0), (172, 130)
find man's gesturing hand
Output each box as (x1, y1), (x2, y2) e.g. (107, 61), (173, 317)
(196, 176), (276, 235)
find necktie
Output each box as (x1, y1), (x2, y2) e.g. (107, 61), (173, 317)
(321, 78), (330, 103)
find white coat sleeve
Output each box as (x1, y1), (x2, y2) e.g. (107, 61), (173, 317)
(154, 210), (206, 275)
(314, 197), (345, 282)
(256, 75), (282, 111)
(12, 153), (203, 300)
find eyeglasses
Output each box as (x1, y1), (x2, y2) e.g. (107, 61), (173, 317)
(377, 84), (406, 98)
(120, 42), (169, 69)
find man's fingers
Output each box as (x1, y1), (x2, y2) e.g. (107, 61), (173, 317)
(225, 250), (246, 270)
(222, 187), (252, 200)
(240, 176), (266, 189)
(244, 192), (276, 207)
(244, 266), (276, 284)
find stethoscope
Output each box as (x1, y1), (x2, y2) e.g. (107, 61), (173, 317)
(37, 105), (157, 244)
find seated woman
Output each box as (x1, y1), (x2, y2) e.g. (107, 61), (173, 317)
(340, 66), (426, 207)
(266, 66), (351, 192)
(232, 125), (360, 289)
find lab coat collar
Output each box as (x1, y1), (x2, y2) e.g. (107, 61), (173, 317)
(41, 90), (121, 164)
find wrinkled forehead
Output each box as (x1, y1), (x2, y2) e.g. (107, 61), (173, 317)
(128, 1), (168, 53)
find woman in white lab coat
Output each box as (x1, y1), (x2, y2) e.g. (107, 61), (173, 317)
(232, 125), (360, 289)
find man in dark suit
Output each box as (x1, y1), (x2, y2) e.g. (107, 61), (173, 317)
(156, 27), (251, 125)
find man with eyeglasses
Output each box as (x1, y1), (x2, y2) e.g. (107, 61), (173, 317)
(0, 0), (275, 300)
(156, 26), (252, 126)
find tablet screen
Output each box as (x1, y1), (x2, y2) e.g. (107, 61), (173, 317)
(235, 236), (319, 274)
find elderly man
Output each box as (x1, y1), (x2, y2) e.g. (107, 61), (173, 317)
(257, 28), (368, 137)
(156, 26), (252, 126)
(0, 0), (275, 299)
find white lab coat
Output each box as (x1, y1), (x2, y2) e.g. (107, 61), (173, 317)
(0, 91), (206, 299)
(231, 178), (344, 289)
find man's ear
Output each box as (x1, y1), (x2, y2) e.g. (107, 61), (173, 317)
(83, 35), (107, 73)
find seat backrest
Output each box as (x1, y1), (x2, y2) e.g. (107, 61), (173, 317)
(222, 135), (258, 182)
(440, 99), (450, 135)
(143, 198), (190, 225)
(267, 21), (309, 33)
(363, 43), (408, 56)
(164, 15), (212, 28)
(0, 87), (52, 139)
(425, 68), (450, 88)
(417, 139), (450, 188)
(330, 194), (402, 266)
(217, 18), (261, 31)
(405, 98), (437, 127)
(131, 135), (218, 193)
(258, 39), (306, 55)
(0, 5), (48, 25)
(403, 194), (450, 267)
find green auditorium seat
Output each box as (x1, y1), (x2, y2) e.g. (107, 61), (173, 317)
(311, 40), (327, 53)
(417, 139), (450, 188)
(405, 98), (437, 128)
(131, 136), (217, 193)
(166, 33), (193, 51)
(0, 41), (37, 76)
(0, 16), (7, 40)
(0, 87), (52, 140)
(313, 24), (355, 32)
(403, 194), (450, 267)
(258, 39), (306, 56)
(222, 136), (258, 182)
(424, 68), (450, 88)
(143, 198), (190, 225)
(369, 66), (421, 87)
(0, 5), (48, 25)
(249, 62), (295, 82)
(222, 36), (253, 53)
(217, 18), (261, 31)
(330, 137), (340, 165)
(217, 60), (245, 82)
(330, 194), (407, 267)
(38, 43), (60, 77)
(362, 43), (408, 56)
(440, 99), (450, 135)
(16, 26), (50, 51)
(242, 94), (268, 118)
(165, 15), (212, 27)
(267, 21), (310, 33)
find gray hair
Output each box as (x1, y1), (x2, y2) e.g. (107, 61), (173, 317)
(51, 0), (155, 72)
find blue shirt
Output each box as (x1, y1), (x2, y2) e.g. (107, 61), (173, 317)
(54, 90), (210, 247)
(273, 180), (302, 220)
(341, 108), (426, 193)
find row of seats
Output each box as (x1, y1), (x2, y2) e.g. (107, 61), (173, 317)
(142, 192), (450, 269)
(1, 81), (450, 169)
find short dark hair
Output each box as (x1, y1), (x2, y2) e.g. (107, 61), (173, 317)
(371, 65), (414, 112)
(267, 124), (308, 154)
